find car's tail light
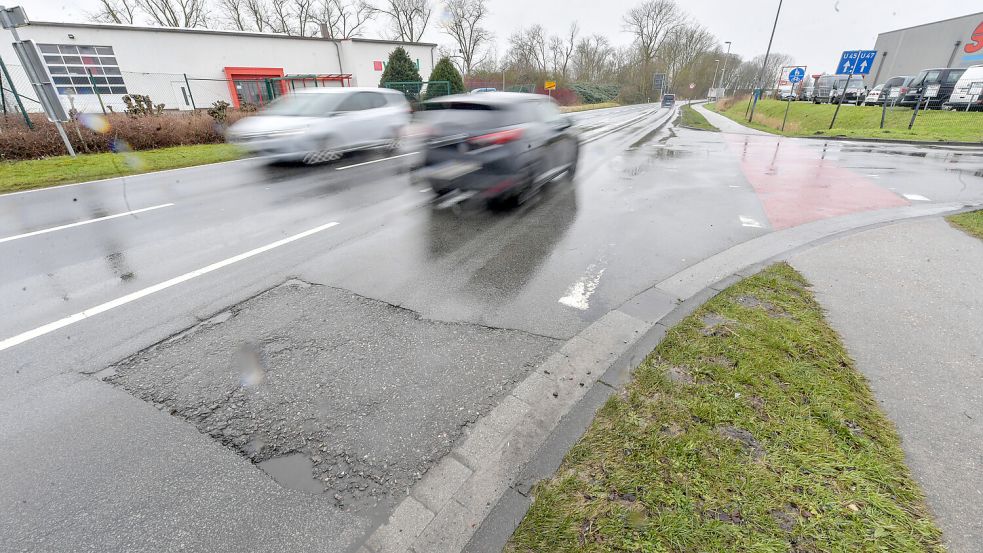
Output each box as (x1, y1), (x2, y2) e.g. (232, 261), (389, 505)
(469, 128), (523, 146)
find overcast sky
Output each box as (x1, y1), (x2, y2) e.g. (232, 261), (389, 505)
(13, 0), (981, 74)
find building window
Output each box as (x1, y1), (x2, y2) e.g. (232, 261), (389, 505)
(38, 43), (128, 95)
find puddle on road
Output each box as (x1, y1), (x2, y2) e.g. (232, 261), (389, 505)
(258, 453), (324, 494)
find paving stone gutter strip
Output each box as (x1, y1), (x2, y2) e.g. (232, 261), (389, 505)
(355, 204), (982, 553)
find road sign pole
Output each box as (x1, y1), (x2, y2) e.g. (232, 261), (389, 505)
(880, 91), (888, 128)
(908, 88), (926, 130)
(749, 0), (783, 122)
(782, 96), (792, 131)
(829, 62), (853, 130)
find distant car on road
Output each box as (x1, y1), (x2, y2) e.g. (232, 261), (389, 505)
(944, 65), (983, 111)
(899, 68), (966, 109)
(225, 87), (410, 163)
(661, 94), (676, 107)
(413, 92), (579, 206)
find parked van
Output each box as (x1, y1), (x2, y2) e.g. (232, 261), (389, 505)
(879, 75), (914, 106)
(812, 74), (864, 104)
(899, 67), (966, 108)
(943, 65), (983, 111)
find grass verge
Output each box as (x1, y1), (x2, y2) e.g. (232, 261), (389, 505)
(678, 104), (719, 132)
(0, 143), (243, 194)
(561, 102), (620, 113)
(707, 97), (983, 143)
(507, 263), (943, 552)
(947, 209), (983, 240)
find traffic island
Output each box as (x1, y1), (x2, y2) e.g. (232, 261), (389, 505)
(677, 104), (719, 132)
(506, 263), (944, 552)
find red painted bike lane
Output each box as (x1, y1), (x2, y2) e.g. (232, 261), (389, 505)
(726, 134), (909, 230)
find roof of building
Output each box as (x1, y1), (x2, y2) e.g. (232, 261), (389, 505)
(877, 11), (983, 36)
(29, 20), (437, 47)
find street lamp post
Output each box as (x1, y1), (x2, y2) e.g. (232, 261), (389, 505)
(720, 41), (732, 97)
(748, 0), (783, 122)
(710, 59), (721, 98)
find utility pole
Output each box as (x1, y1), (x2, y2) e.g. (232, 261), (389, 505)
(720, 41), (732, 97)
(710, 59), (721, 98)
(748, 0), (783, 122)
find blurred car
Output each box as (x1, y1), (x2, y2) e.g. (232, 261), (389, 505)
(225, 87), (410, 163)
(861, 84), (883, 106)
(470, 87), (497, 93)
(944, 65), (983, 111)
(899, 68), (966, 109)
(879, 75), (914, 105)
(661, 94), (676, 107)
(412, 92), (580, 205)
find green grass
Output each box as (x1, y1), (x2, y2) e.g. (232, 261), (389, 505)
(561, 102), (620, 113)
(678, 104), (719, 131)
(947, 209), (983, 240)
(707, 98), (983, 143)
(0, 143), (243, 194)
(508, 264), (943, 553)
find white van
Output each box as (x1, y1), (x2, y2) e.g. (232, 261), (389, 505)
(944, 64), (983, 111)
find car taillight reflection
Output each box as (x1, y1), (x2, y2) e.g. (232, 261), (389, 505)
(468, 128), (524, 146)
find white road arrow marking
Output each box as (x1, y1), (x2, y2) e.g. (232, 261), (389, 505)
(740, 216), (765, 228)
(559, 263), (606, 310)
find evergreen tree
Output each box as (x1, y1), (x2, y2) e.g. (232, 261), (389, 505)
(379, 47), (423, 89)
(425, 57), (466, 99)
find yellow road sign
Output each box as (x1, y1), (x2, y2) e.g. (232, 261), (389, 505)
(544, 81), (556, 90)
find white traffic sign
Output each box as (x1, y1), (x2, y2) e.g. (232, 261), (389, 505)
(924, 84), (941, 98)
(969, 82), (983, 96)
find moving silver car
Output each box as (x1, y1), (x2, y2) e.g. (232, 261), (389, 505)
(226, 87), (411, 163)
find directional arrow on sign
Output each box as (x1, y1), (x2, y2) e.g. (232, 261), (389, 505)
(841, 60), (853, 72)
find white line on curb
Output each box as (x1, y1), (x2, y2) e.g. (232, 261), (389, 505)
(740, 215), (765, 228)
(0, 203), (174, 244)
(903, 193), (930, 202)
(0, 221), (339, 352)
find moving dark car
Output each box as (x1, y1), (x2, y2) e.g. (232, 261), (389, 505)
(661, 94), (676, 107)
(899, 68), (966, 108)
(413, 92), (580, 205)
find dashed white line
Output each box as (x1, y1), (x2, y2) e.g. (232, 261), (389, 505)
(0, 221), (340, 352)
(334, 152), (415, 171)
(0, 203), (174, 244)
(740, 216), (765, 228)
(559, 263), (606, 310)
(903, 193), (930, 202)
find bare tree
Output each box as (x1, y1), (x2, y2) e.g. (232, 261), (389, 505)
(265, 0), (293, 33)
(90, 0), (140, 24)
(316, 0), (376, 39)
(548, 22), (578, 81)
(292, 0), (316, 35)
(660, 23), (716, 88)
(622, 0), (683, 64)
(215, 0), (249, 30)
(244, 0), (269, 31)
(440, 0), (492, 76)
(504, 25), (548, 77)
(135, 0), (209, 27)
(572, 34), (614, 82)
(379, 0), (432, 42)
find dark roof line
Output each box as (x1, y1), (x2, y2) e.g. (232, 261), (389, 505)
(29, 20), (436, 47)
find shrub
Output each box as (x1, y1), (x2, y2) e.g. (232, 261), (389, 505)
(379, 46), (422, 88)
(0, 110), (247, 161)
(570, 82), (621, 104)
(425, 57), (465, 99)
(207, 100), (231, 123)
(122, 94), (164, 116)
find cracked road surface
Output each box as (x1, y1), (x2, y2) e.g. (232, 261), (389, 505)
(2, 103), (983, 552)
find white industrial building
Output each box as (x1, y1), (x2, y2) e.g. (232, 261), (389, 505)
(868, 11), (983, 84)
(0, 21), (436, 114)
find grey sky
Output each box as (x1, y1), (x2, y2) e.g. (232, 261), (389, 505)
(12, 0), (981, 74)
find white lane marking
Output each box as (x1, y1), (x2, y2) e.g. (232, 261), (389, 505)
(864, 174), (881, 178)
(419, 188), (431, 193)
(0, 221), (339, 352)
(1, 158), (251, 197)
(559, 264), (605, 310)
(740, 216), (765, 228)
(0, 203), (174, 244)
(335, 152), (415, 171)
(903, 193), (930, 202)
(728, 185), (740, 188)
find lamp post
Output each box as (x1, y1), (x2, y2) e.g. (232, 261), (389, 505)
(748, 0), (783, 122)
(710, 59), (721, 98)
(720, 41), (732, 97)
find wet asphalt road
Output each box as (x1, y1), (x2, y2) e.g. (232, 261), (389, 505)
(2, 103), (983, 552)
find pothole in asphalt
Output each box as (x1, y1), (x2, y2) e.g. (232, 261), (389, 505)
(102, 278), (560, 508)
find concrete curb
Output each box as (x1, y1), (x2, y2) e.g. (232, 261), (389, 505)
(351, 197), (980, 553)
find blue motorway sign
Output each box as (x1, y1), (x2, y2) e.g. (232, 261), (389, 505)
(836, 50), (877, 75)
(788, 67), (805, 83)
